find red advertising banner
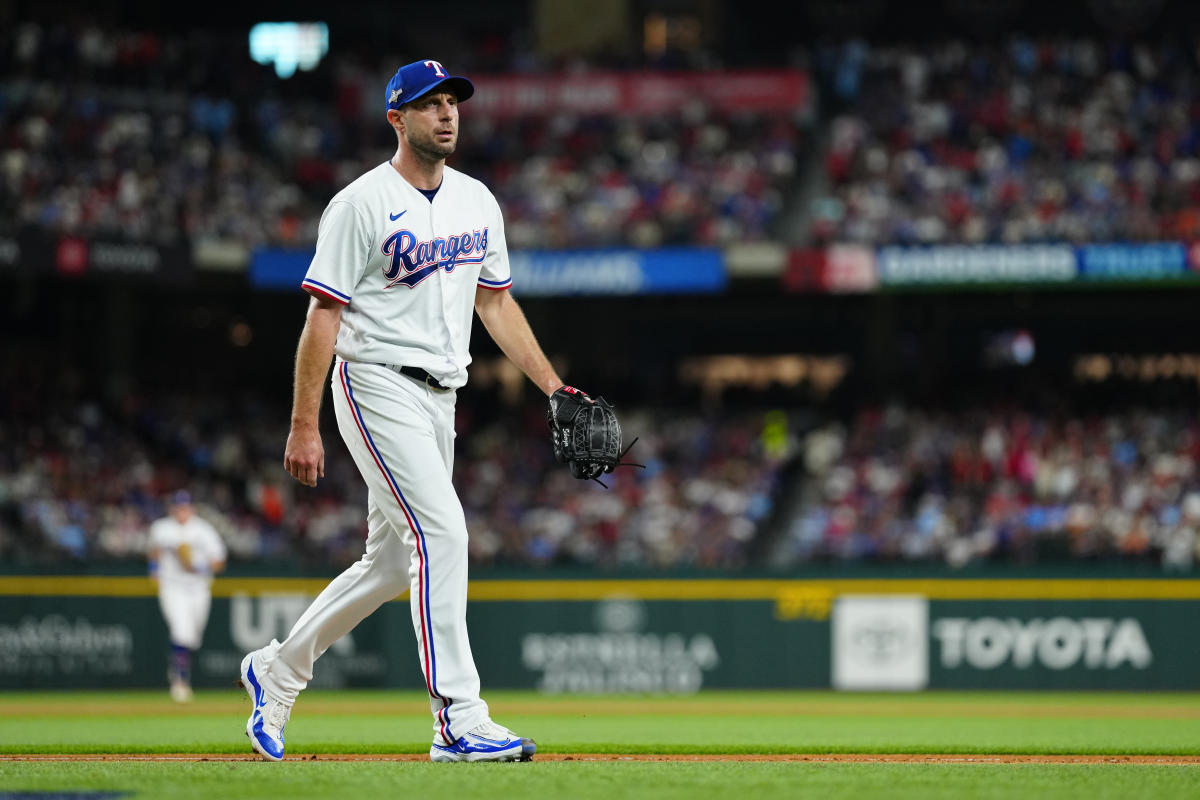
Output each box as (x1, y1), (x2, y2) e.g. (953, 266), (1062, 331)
(468, 70), (810, 117)
(783, 245), (878, 293)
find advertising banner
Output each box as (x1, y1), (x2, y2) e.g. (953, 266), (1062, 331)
(252, 247), (727, 296)
(469, 70), (810, 118)
(1077, 243), (1189, 281)
(928, 601), (1169, 689)
(877, 244), (1077, 286)
(250, 248), (311, 290)
(784, 245), (877, 293)
(790, 241), (1200, 292)
(0, 593), (412, 690)
(465, 596), (826, 692)
(0, 231), (190, 279)
(832, 595), (928, 690)
(509, 249), (726, 296)
(3, 578), (1199, 691)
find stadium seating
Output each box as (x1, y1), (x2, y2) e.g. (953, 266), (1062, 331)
(807, 38), (1200, 244)
(0, 22), (803, 250)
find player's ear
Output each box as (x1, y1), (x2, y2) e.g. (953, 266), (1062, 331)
(387, 109), (405, 134)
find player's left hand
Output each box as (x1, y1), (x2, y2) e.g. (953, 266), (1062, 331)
(547, 386), (643, 486)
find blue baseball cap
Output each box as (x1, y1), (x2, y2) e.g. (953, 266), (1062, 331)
(171, 490), (192, 506)
(385, 59), (474, 112)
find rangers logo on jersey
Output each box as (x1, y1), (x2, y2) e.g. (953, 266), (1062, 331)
(381, 227), (489, 288)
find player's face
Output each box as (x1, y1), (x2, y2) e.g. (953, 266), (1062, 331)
(402, 91), (459, 160)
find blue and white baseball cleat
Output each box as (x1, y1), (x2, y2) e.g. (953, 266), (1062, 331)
(239, 650), (292, 762)
(429, 719), (537, 763)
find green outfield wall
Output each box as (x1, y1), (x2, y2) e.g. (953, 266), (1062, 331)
(1, 576), (1198, 691)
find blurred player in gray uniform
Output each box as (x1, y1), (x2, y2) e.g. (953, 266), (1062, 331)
(239, 58), (579, 763)
(148, 490), (227, 702)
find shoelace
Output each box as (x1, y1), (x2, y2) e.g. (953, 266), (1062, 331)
(265, 701), (291, 734)
(472, 721), (515, 740)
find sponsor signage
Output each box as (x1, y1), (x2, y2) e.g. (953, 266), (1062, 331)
(21, 234), (192, 279)
(509, 248), (726, 296)
(250, 247), (312, 289)
(878, 245), (1077, 286)
(1, 580), (1197, 691)
(1077, 243), (1188, 280)
(520, 598), (720, 693)
(931, 616), (1152, 671)
(56, 237), (89, 276)
(784, 245), (877, 293)
(833, 595), (928, 690)
(789, 241), (1200, 292)
(925, 602), (1175, 689)
(252, 247), (728, 296)
(469, 70), (810, 117)
(0, 614), (134, 678)
(89, 241), (162, 273)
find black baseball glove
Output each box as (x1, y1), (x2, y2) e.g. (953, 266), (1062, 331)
(547, 386), (641, 486)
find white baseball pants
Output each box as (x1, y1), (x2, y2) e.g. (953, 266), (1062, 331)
(158, 586), (212, 650)
(255, 359), (488, 744)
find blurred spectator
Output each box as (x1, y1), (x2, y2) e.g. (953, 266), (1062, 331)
(0, 22), (804, 250)
(772, 405), (1200, 570)
(0, 380), (790, 571)
(808, 37), (1200, 245)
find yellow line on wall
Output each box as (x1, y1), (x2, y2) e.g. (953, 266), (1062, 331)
(2, 576), (1200, 601)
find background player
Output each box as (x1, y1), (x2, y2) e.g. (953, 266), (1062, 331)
(238, 58), (583, 763)
(148, 490), (227, 702)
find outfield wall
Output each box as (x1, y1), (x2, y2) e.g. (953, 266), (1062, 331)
(1, 577), (1198, 691)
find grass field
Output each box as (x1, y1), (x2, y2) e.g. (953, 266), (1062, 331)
(1, 690), (1198, 799)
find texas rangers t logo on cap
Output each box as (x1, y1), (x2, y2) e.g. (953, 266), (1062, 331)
(385, 59), (475, 112)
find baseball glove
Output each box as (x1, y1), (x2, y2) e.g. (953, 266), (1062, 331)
(176, 542), (194, 571)
(547, 386), (642, 486)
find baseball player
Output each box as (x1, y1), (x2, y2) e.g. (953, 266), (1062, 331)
(148, 490), (227, 702)
(239, 59), (578, 763)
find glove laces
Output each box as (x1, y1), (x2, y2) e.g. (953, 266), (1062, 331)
(591, 437), (646, 489)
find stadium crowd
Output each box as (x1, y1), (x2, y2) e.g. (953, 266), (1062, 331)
(8, 25), (1200, 252)
(0, 21), (803, 251)
(774, 405), (1200, 570)
(808, 37), (1200, 245)
(5, 370), (1200, 572)
(0, 383), (783, 571)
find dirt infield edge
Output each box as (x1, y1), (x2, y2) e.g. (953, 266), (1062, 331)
(2, 754), (1197, 764)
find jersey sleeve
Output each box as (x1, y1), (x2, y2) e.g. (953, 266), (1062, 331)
(148, 520), (170, 550)
(203, 521), (228, 564)
(477, 195), (512, 291)
(301, 200), (372, 304)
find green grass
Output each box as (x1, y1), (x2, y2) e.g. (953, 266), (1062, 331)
(2, 762), (1199, 800)
(1, 690), (1199, 799)
(1, 689), (1198, 755)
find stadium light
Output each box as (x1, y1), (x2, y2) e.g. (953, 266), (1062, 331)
(249, 22), (329, 79)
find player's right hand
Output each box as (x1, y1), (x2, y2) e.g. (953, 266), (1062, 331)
(284, 423), (325, 487)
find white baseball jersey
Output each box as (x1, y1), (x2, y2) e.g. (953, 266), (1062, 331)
(260, 160), (513, 745)
(300, 162), (512, 389)
(150, 515), (227, 590)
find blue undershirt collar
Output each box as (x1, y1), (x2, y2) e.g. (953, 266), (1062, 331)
(418, 183), (440, 202)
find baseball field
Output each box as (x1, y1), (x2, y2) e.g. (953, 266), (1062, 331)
(0, 690), (1197, 798)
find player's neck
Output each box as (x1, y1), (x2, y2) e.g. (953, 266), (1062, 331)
(390, 150), (444, 191)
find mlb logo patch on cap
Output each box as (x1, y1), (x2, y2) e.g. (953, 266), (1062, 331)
(385, 59), (475, 111)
